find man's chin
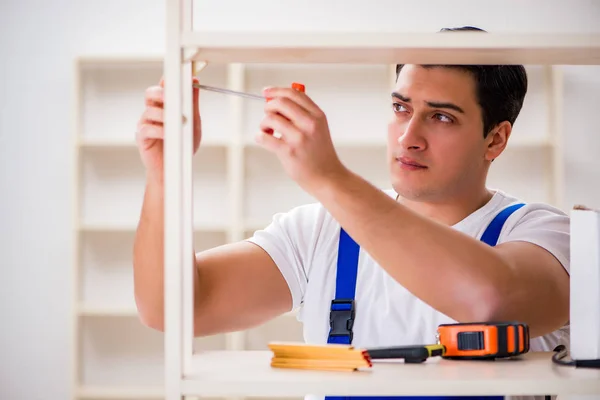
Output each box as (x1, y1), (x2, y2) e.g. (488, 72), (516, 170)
(391, 182), (435, 202)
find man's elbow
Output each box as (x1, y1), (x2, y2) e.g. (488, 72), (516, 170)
(138, 311), (165, 332)
(464, 286), (569, 338)
(135, 296), (165, 332)
(465, 285), (504, 322)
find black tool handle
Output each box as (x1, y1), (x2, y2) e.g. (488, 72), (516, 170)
(367, 345), (443, 363)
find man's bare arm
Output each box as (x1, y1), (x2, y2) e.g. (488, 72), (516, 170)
(133, 180), (292, 336)
(313, 170), (569, 338)
(192, 241), (293, 336)
(134, 78), (293, 336)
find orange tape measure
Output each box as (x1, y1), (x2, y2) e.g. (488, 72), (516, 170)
(437, 321), (530, 359)
(366, 321), (530, 363)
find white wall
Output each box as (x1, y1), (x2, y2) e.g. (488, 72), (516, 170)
(0, 0), (599, 399)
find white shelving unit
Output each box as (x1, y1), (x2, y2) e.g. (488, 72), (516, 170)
(72, 56), (570, 400)
(164, 2), (600, 400)
(71, 2), (600, 398)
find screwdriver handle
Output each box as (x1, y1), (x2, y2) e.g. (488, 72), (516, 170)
(266, 82), (306, 101)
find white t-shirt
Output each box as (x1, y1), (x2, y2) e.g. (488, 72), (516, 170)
(247, 188), (571, 400)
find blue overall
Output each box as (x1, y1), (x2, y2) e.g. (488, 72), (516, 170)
(326, 203), (525, 400)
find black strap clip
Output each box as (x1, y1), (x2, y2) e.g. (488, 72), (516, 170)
(329, 299), (355, 342)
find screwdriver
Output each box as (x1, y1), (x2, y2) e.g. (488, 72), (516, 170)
(192, 82), (305, 101)
(192, 83), (264, 101)
(193, 82), (306, 136)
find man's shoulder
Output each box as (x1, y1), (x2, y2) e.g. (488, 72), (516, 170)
(272, 200), (332, 226)
(491, 190), (569, 230)
(491, 190), (571, 272)
(457, 189), (570, 248)
(253, 200), (338, 244)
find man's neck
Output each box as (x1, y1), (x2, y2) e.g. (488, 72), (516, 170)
(397, 188), (495, 226)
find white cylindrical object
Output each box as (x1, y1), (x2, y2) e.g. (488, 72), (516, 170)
(570, 206), (600, 361)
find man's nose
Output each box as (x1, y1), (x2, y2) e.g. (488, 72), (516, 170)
(397, 117), (427, 151)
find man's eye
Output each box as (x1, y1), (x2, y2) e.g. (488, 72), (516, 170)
(434, 113), (453, 123)
(392, 103), (407, 113)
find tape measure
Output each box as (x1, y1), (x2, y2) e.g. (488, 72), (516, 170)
(366, 321), (530, 363)
(437, 321), (530, 360)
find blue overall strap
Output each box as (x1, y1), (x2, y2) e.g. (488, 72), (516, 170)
(480, 203), (525, 246)
(327, 228), (360, 345)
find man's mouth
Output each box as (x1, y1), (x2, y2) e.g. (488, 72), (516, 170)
(396, 156), (427, 170)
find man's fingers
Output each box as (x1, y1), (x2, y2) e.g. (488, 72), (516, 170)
(145, 86), (164, 107)
(260, 113), (304, 145)
(142, 106), (164, 126)
(193, 77), (199, 101)
(263, 97), (314, 132)
(148, 79), (199, 110)
(255, 130), (284, 153)
(137, 123), (164, 140)
(192, 77), (200, 120)
(263, 87), (322, 117)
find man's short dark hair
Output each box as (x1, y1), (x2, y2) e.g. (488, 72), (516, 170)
(395, 26), (528, 138)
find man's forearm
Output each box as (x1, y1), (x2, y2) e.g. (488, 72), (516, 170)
(313, 169), (515, 322)
(133, 179), (177, 329)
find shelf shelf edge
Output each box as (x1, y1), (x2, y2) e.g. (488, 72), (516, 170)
(184, 32), (600, 65)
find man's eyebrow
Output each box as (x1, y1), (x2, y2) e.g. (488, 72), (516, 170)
(426, 101), (465, 114)
(391, 92), (465, 114)
(391, 92), (410, 102)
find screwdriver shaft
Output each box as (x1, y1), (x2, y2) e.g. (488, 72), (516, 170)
(193, 83), (264, 101)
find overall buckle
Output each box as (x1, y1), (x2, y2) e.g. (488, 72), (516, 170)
(329, 299), (355, 342)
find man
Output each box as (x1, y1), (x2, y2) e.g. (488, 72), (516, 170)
(134, 26), (570, 400)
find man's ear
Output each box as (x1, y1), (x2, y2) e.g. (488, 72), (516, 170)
(485, 121), (512, 162)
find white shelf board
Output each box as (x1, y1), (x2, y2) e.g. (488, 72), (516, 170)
(77, 304), (296, 319)
(244, 137), (552, 150)
(79, 222), (229, 233)
(77, 385), (164, 399)
(78, 54), (162, 64)
(243, 140), (388, 149)
(185, 32), (600, 65)
(78, 134), (550, 154)
(78, 304), (139, 317)
(182, 351), (600, 397)
(79, 138), (229, 149)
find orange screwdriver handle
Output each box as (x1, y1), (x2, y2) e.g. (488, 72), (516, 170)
(266, 82), (305, 101)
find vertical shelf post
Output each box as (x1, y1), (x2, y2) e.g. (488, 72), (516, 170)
(545, 65), (565, 210)
(71, 56), (83, 400)
(181, 0), (195, 376)
(164, 0), (187, 399)
(225, 63), (247, 355)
